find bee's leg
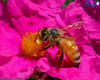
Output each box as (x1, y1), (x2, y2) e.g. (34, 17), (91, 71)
(39, 42), (52, 52)
(34, 34), (40, 42)
(50, 43), (55, 48)
(56, 49), (62, 59)
(57, 49), (64, 72)
(42, 44), (52, 50)
(42, 41), (45, 47)
(42, 37), (48, 47)
(38, 28), (41, 32)
(34, 28), (41, 42)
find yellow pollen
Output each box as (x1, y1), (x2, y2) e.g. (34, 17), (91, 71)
(32, 53), (37, 57)
(21, 32), (46, 58)
(36, 39), (42, 44)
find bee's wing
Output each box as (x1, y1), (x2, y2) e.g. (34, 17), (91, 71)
(59, 36), (75, 41)
(62, 21), (84, 30)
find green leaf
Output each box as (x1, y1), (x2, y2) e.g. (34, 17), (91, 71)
(53, 78), (60, 80)
(62, 0), (75, 9)
(2, 0), (7, 4)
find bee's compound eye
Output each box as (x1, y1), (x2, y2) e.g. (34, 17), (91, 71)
(42, 31), (46, 38)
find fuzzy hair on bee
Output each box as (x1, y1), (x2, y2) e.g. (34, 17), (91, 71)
(38, 21), (83, 72)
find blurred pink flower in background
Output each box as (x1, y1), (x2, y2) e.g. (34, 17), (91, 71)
(0, 0), (100, 80)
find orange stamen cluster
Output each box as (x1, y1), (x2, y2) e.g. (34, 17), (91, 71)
(21, 32), (47, 59)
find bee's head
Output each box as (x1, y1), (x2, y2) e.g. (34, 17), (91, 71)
(48, 28), (60, 36)
(40, 27), (48, 41)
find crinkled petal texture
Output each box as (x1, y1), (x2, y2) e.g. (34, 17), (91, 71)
(49, 1), (100, 80)
(76, 0), (100, 21)
(0, 25), (37, 78)
(0, 0), (100, 80)
(0, 0), (65, 79)
(7, 0), (65, 35)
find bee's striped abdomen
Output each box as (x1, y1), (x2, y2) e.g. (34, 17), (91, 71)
(59, 39), (80, 67)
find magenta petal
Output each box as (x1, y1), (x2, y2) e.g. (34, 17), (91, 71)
(0, 26), (21, 56)
(0, 56), (35, 78)
(49, 1), (100, 80)
(0, 55), (12, 66)
(0, 1), (11, 26)
(76, 0), (100, 21)
(28, 0), (65, 9)
(89, 31), (100, 55)
(37, 58), (50, 72)
(47, 69), (67, 80)
(7, 0), (22, 19)
(7, 0), (40, 35)
(7, 0), (63, 35)
(58, 3), (85, 27)
(1, 0), (100, 80)
(0, 25), (37, 78)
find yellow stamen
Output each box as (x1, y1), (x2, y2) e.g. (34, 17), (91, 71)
(32, 53), (37, 57)
(21, 32), (46, 58)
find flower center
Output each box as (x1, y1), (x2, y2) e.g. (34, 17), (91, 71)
(21, 32), (46, 59)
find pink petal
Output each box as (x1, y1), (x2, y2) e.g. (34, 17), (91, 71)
(0, 25), (21, 56)
(31, 0), (65, 8)
(0, 55), (36, 78)
(46, 0), (100, 80)
(1, 0), (100, 80)
(76, 0), (100, 21)
(7, 0), (63, 35)
(0, 1), (11, 26)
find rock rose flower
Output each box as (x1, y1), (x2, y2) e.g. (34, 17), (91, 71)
(0, 0), (100, 80)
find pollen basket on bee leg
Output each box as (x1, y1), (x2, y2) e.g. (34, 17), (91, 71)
(21, 32), (46, 59)
(36, 39), (42, 44)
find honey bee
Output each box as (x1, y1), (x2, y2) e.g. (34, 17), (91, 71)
(37, 22), (83, 72)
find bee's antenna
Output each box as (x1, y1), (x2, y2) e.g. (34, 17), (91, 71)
(34, 34), (40, 42)
(38, 28), (41, 32)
